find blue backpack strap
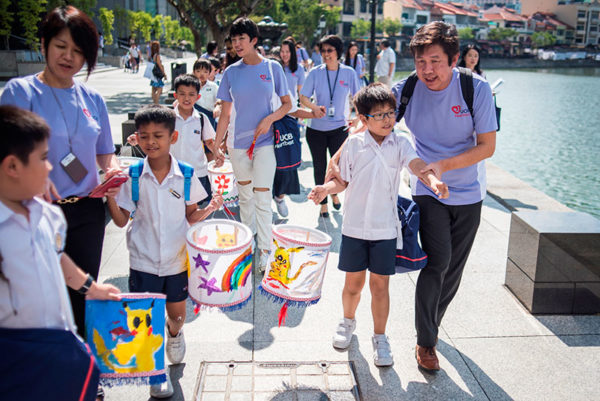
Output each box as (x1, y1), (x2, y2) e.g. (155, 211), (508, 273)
(177, 161), (194, 201)
(457, 66), (474, 119)
(128, 160), (144, 205)
(396, 71), (419, 123)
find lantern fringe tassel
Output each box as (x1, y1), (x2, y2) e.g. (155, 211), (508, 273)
(191, 294), (252, 315)
(257, 285), (321, 308)
(100, 372), (167, 387)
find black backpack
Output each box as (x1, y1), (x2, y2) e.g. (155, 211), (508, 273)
(396, 67), (474, 123)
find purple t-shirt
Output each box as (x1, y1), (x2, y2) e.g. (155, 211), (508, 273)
(300, 63), (360, 131)
(346, 54), (365, 82)
(0, 75), (115, 197)
(217, 58), (289, 149)
(284, 65), (305, 100)
(296, 47), (309, 63)
(392, 68), (497, 205)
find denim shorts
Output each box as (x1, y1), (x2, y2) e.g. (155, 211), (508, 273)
(338, 235), (396, 276)
(129, 269), (188, 302)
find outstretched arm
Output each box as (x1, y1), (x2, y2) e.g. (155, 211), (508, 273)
(308, 178), (348, 205)
(60, 254), (121, 300)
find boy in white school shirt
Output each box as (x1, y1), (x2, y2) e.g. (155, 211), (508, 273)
(106, 105), (222, 398)
(308, 84), (448, 367)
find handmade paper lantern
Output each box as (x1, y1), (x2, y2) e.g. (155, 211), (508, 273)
(207, 160), (239, 207)
(259, 225), (332, 326)
(117, 156), (143, 173)
(186, 219), (253, 312)
(85, 293), (167, 386)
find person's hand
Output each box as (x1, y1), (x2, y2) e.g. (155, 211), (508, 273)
(208, 193), (223, 212)
(421, 161), (445, 181)
(325, 157), (342, 184)
(428, 177), (449, 199)
(308, 185), (328, 205)
(311, 105), (326, 119)
(213, 107), (221, 119)
(41, 178), (60, 203)
(126, 134), (138, 146)
(213, 146), (225, 167)
(254, 116), (273, 139)
(87, 282), (121, 301)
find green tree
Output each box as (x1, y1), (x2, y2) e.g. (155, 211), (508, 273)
(98, 7), (114, 45)
(181, 26), (194, 49)
(275, 0), (340, 45)
(531, 31), (556, 48)
(488, 27), (517, 41)
(381, 17), (401, 37)
(351, 18), (370, 39)
(136, 11), (153, 43)
(152, 14), (164, 41)
(18, 0), (47, 51)
(163, 15), (180, 47)
(458, 27), (474, 40)
(127, 9), (141, 40)
(0, 0), (13, 50)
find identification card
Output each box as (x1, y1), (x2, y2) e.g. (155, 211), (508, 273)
(327, 106), (335, 118)
(60, 152), (88, 183)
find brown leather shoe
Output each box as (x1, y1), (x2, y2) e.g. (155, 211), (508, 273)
(415, 345), (440, 371)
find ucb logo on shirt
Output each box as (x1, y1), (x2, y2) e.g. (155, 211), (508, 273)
(339, 80), (348, 87)
(451, 105), (470, 117)
(259, 74), (272, 82)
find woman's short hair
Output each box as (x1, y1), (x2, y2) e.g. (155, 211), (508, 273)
(41, 6), (98, 77)
(230, 18), (259, 41)
(409, 21), (459, 66)
(319, 35), (344, 60)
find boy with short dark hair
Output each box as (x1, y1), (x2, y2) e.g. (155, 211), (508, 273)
(308, 83), (448, 367)
(172, 73), (216, 203)
(192, 59), (218, 129)
(106, 104), (222, 398)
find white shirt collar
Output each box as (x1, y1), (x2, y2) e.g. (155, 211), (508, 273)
(0, 197), (43, 225)
(141, 154), (183, 181)
(174, 105), (200, 122)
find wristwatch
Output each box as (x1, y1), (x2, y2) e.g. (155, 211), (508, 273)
(77, 273), (94, 295)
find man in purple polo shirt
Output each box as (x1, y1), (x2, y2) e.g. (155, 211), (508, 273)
(392, 22), (497, 371)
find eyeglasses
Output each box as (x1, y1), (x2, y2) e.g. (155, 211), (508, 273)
(226, 47), (233, 51)
(365, 110), (399, 121)
(321, 48), (336, 53)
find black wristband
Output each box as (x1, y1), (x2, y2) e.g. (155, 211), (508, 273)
(77, 273), (94, 295)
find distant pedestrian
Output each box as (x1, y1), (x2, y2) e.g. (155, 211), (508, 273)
(310, 43), (322, 68)
(192, 58), (219, 128)
(344, 41), (366, 86)
(458, 44), (484, 77)
(150, 40), (166, 104)
(98, 31), (104, 57)
(201, 40), (218, 59)
(375, 39), (396, 86)
(129, 41), (140, 73)
(296, 40), (310, 70)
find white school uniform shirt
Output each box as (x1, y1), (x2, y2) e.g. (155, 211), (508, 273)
(171, 107), (216, 177)
(339, 130), (418, 241)
(197, 80), (219, 111)
(0, 198), (76, 332)
(116, 155), (207, 276)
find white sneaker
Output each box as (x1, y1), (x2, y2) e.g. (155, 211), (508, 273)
(150, 368), (174, 398)
(332, 318), (356, 349)
(257, 249), (270, 273)
(166, 327), (186, 364)
(372, 334), (394, 367)
(274, 197), (289, 217)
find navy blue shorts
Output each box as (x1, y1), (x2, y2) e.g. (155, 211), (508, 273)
(129, 269), (188, 302)
(198, 175), (212, 204)
(338, 235), (396, 276)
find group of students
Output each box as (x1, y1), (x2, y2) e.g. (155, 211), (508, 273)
(0, 5), (498, 400)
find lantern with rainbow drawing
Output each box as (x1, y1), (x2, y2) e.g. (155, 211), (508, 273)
(207, 160), (239, 207)
(85, 293), (167, 386)
(186, 219), (253, 311)
(259, 224), (332, 326)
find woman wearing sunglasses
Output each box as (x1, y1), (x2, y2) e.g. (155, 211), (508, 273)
(300, 35), (360, 218)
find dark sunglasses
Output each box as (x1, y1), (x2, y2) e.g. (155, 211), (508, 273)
(322, 48), (336, 53)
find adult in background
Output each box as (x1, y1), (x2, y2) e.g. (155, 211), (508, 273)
(296, 40), (310, 70)
(310, 43), (322, 68)
(150, 40), (166, 104)
(0, 5), (122, 340)
(299, 35), (359, 218)
(213, 18), (291, 270)
(128, 40), (140, 73)
(458, 44), (485, 78)
(375, 39), (396, 86)
(201, 40), (218, 59)
(394, 23), (496, 371)
(345, 41), (366, 86)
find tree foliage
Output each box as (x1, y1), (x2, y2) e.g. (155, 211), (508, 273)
(152, 15), (164, 42)
(458, 27), (474, 40)
(0, 0), (13, 49)
(135, 11), (153, 43)
(488, 27), (518, 41)
(98, 7), (114, 45)
(531, 31), (556, 48)
(18, 0), (47, 51)
(46, 0), (97, 17)
(351, 18), (370, 39)
(380, 18), (402, 37)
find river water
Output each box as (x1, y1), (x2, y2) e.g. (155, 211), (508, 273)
(485, 68), (600, 218)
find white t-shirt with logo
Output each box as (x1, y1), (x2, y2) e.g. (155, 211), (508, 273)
(171, 107), (216, 177)
(197, 80), (219, 111)
(392, 68), (497, 206)
(375, 47), (396, 78)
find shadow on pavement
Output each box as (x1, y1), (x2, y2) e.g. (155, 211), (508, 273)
(104, 91), (154, 115)
(535, 315), (600, 346)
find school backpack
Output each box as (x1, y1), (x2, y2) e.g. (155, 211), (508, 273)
(128, 160), (194, 204)
(396, 66), (474, 122)
(395, 196), (428, 273)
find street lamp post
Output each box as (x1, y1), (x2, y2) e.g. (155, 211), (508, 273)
(369, 0), (378, 83)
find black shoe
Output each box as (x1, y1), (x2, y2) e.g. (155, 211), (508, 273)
(332, 201), (342, 210)
(319, 211), (329, 218)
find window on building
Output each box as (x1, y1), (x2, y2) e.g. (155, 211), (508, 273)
(377, 1), (383, 14)
(360, 0), (367, 13)
(416, 15), (428, 24)
(577, 10), (586, 19)
(592, 11), (599, 20)
(577, 23), (585, 30)
(576, 35), (584, 43)
(343, 21), (352, 37)
(402, 12), (409, 20)
(590, 25), (598, 32)
(557, 29), (564, 36)
(343, 0), (355, 15)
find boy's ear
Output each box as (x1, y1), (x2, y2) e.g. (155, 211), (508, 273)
(173, 92), (178, 99)
(171, 130), (179, 144)
(358, 114), (369, 126)
(1, 155), (22, 178)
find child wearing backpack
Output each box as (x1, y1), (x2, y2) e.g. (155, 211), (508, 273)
(308, 83), (448, 367)
(106, 105), (222, 398)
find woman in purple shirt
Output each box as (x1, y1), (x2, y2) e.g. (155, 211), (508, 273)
(345, 41), (366, 86)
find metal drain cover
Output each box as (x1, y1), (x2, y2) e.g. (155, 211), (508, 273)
(193, 361), (361, 401)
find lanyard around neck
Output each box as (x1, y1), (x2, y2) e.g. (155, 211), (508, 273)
(49, 85), (81, 152)
(325, 66), (340, 105)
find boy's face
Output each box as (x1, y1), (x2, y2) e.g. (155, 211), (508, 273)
(174, 85), (200, 112)
(135, 122), (178, 160)
(19, 140), (52, 198)
(193, 67), (210, 83)
(360, 104), (397, 138)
